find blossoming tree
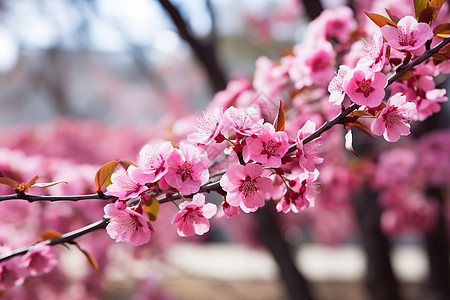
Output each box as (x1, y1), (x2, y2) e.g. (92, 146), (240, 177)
(0, 0), (449, 299)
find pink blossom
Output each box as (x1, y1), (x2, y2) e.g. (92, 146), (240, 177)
(222, 198), (240, 217)
(328, 65), (352, 106)
(371, 93), (417, 142)
(297, 120), (323, 172)
(208, 79), (252, 109)
(343, 68), (387, 107)
(132, 141), (174, 184)
(220, 163), (273, 213)
(187, 108), (225, 145)
(242, 124), (289, 168)
(22, 245), (58, 276)
(172, 194), (217, 237)
(289, 41), (336, 89)
(107, 166), (149, 200)
(160, 143), (209, 195)
(381, 16), (433, 51)
(104, 203), (152, 246)
(253, 56), (289, 99)
(305, 6), (357, 44)
(222, 106), (263, 138)
(276, 169), (319, 213)
(0, 247), (25, 290)
(357, 32), (389, 72)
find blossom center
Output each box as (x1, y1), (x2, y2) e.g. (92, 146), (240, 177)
(355, 79), (375, 97)
(239, 175), (257, 196)
(261, 140), (280, 157)
(398, 31), (416, 47)
(177, 162), (194, 181)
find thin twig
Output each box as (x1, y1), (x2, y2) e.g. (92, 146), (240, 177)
(0, 218), (108, 262)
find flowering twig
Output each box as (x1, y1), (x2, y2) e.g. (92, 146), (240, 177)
(0, 218), (108, 262)
(286, 36), (450, 155)
(0, 193), (117, 202)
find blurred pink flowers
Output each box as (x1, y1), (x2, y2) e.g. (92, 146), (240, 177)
(172, 194), (217, 237)
(22, 245), (58, 276)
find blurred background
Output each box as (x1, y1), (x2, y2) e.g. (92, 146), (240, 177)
(0, 0), (449, 300)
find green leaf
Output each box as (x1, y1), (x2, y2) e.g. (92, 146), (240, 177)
(143, 196), (160, 221)
(94, 161), (120, 191)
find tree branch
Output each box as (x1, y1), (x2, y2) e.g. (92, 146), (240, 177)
(0, 218), (108, 262)
(0, 193), (116, 202)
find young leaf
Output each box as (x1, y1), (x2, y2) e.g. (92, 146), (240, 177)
(413, 0), (429, 20)
(429, 0), (446, 23)
(80, 248), (99, 274)
(40, 230), (63, 240)
(345, 130), (359, 157)
(33, 181), (68, 188)
(94, 161), (120, 191)
(119, 160), (137, 170)
(0, 176), (18, 189)
(273, 100), (286, 132)
(433, 23), (450, 38)
(347, 121), (375, 139)
(25, 175), (39, 189)
(72, 242), (99, 274)
(364, 11), (397, 28)
(418, 6), (437, 24)
(143, 196), (160, 221)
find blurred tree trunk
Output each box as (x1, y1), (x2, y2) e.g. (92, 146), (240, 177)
(352, 188), (402, 300)
(158, 0), (227, 93)
(425, 187), (450, 300)
(299, 0), (323, 20)
(255, 202), (315, 300)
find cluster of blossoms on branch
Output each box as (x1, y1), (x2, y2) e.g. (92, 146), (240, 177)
(101, 8), (449, 246)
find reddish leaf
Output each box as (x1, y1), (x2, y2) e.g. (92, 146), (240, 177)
(385, 8), (400, 24)
(349, 110), (372, 118)
(345, 130), (359, 157)
(119, 159), (137, 170)
(40, 230), (63, 240)
(419, 6), (437, 24)
(0, 176), (18, 189)
(434, 23), (450, 38)
(94, 161), (119, 191)
(413, 0), (429, 19)
(347, 121), (375, 139)
(429, 0), (446, 23)
(25, 175), (39, 189)
(273, 100), (286, 132)
(72, 242), (99, 274)
(32, 181), (68, 188)
(364, 11), (397, 28)
(80, 249), (99, 274)
(143, 196), (160, 221)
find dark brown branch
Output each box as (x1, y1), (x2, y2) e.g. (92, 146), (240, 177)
(157, 0), (227, 92)
(0, 218), (108, 262)
(0, 193), (117, 202)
